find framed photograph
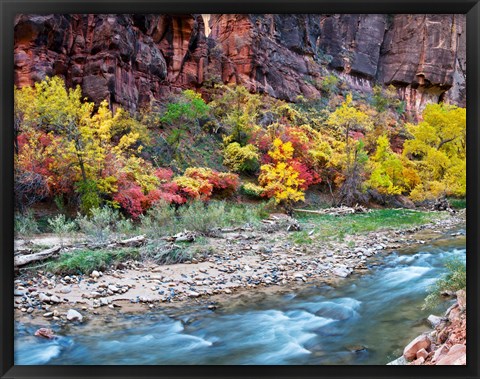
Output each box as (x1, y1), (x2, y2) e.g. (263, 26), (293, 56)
(1, 1), (478, 378)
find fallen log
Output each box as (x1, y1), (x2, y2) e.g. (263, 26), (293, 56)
(118, 235), (146, 247)
(14, 245), (61, 267)
(161, 231), (196, 243)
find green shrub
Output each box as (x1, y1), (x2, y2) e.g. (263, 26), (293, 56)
(240, 183), (265, 198)
(449, 197), (466, 209)
(321, 74), (339, 94)
(423, 257), (466, 310)
(140, 201), (177, 239)
(176, 201), (225, 234)
(15, 210), (39, 237)
(47, 214), (76, 234)
(223, 142), (259, 173)
(76, 179), (102, 215)
(47, 214), (77, 245)
(76, 206), (122, 244)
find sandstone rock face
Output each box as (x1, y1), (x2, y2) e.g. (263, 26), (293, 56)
(14, 13), (466, 115)
(378, 14), (466, 112)
(14, 14), (207, 111)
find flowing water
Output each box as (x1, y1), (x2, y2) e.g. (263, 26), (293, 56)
(15, 228), (466, 365)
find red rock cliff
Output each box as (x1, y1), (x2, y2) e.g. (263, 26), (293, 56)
(14, 14), (466, 114)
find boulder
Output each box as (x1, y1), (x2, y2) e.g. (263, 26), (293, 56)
(427, 315), (443, 328)
(416, 348), (429, 360)
(34, 328), (55, 339)
(436, 344), (466, 365)
(332, 265), (352, 278)
(403, 334), (431, 361)
(456, 289), (466, 310)
(66, 309), (83, 322)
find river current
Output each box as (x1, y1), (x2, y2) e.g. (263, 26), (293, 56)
(14, 227), (466, 365)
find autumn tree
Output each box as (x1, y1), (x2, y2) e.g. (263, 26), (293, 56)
(326, 94), (373, 205)
(14, 76), (154, 214)
(367, 135), (404, 196)
(258, 138), (308, 212)
(403, 103), (466, 201)
(211, 85), (261, 146)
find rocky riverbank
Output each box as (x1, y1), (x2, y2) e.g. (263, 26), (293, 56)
(14, 211), (465, 328)
(389, 289), (466, 366)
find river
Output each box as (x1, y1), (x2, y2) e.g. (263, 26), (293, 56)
(14, 227), (466, 365)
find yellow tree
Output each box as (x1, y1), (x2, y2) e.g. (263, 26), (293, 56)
(325, 94), (373, 205)
(258, 138), (305, 212)
(367, 135), (404, 196)
(403, 103), (466, 201)
(17, 76), (151, 213)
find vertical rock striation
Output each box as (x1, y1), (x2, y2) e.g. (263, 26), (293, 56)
(14, 13), (466, 114)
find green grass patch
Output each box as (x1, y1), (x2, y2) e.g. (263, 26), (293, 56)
(44, 248), (140, 275)
(448, 197), (466, 209)
(292, 209), (443, 242)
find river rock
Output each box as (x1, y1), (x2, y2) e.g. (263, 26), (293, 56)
(456, 289), (466, 310)
(332, 265), (352, 278)
(34, 328), (55, 339)
(38, 293), (50, 302)
(427, 315), (443, 328)
(436, 344), (466, 365)
(387, 356), (407, 365)
(108, 285), (120, 293)
(66, 309), (83, 322)
(49, 295), (62, 303)
(416, 348), (429, 360)
(90, 270), (101, 279)
(14, 289), (25, 296)
(403, 334), (431, 361)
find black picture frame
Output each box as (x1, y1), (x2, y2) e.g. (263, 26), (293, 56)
(1, 1), (479, 378)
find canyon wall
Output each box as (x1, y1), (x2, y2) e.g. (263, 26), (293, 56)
(14, 13), (466, 114)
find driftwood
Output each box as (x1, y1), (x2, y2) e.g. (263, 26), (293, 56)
(14, 245), (61, 268)
(118, 235), (146, 247)
(161, 231), (196, 243)
(293, 205), (370, 216)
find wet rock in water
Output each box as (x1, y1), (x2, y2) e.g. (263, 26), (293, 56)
(315, 303), (355, 321)
(187, 291), (200, 298)
(427, 315), (443, 328)
(43, 312), (54, 318)
(34, 328), (55, 339)
(403, 334), (431, 361)
(346, 345), (367, 353)
(66, 309), (83, 322)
